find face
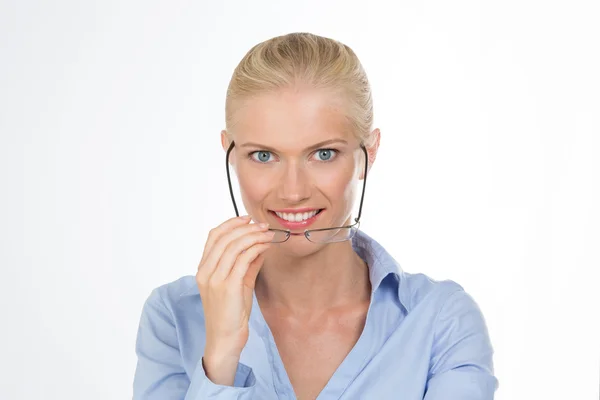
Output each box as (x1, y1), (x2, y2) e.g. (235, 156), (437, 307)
(223, 86), (373, 254)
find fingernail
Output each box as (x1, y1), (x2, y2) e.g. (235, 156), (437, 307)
(259, 222), (269, 229)
(241, 215), (251, 220)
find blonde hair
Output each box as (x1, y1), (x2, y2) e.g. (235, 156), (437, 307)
(225, 32), (376, 147)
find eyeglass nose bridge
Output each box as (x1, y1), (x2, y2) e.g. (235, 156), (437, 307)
(266, 228), (292, 243)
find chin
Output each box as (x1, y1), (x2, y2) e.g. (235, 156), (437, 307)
(272, 236), (328, 257)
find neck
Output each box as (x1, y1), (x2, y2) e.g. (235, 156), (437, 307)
(254, 239), (371, 316)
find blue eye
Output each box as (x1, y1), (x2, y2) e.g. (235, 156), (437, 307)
(314, 149), (337, 162)
(249, 149), (337, 163)
(250, 151), (272, 163)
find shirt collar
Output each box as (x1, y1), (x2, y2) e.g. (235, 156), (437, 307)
(351, 229), (405, 305)
(180, 229), (406, 309)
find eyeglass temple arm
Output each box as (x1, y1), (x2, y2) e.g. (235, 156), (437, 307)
(355, 144), (368, 223)
(226, 141), (239, 216)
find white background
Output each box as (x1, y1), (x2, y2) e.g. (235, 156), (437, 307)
(1, 1), (598, 399)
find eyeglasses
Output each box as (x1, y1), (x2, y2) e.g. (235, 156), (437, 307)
(225, 141), (369, 243)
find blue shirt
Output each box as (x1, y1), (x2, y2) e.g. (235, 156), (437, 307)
(133, 229), (498, 399)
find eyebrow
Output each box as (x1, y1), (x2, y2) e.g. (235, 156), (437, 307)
(238, 138), (349, 152)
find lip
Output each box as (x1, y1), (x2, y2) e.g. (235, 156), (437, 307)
(268, 209), (324, 230)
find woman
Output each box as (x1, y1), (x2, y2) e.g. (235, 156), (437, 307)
(133, 32), (498, 399)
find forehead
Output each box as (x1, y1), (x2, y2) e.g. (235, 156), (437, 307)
(232, 87), (355, 150)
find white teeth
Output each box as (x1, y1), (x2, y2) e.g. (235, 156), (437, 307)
(275, 210), (319, 222)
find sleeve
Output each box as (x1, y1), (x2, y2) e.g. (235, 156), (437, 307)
(423, 289), (499, 400)
(132, 288), (257, 399)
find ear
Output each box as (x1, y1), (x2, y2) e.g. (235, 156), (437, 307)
(359, 128), (381, 180)
(221, 130), (235, 167)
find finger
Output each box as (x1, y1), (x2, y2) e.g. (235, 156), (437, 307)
(201, 215), (251, 264)
(229, 243), (270, 285)
(211, 230), (275, 282)
(200, 215), (251, 265)
(199, 222), (269, 281)
(241, 251), (267, 289)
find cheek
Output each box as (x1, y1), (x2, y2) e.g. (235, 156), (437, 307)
(237, 169), (271, 202)
(317, 167), (356, 202)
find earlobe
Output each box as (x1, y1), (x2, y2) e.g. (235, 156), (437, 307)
(221, 130), (230, 152)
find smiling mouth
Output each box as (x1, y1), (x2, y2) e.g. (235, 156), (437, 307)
(270, 209), (324, 223)
(269, 208), (325, 231)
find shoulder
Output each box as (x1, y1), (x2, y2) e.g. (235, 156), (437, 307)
(397, 271), (488, 331)
(141, 275), (199, 317)
(398, 272), (493, 359)
(398, 272), (491, 346)
(398, 271), (465, 313)
(155, 275), (198, 299)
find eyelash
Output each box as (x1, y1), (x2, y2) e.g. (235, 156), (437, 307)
(248, 148), (339, 164)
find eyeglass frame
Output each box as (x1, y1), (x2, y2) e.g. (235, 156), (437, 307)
(225, 140), (369, 243)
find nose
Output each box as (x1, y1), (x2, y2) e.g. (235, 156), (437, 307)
(277, 161), (311, 203)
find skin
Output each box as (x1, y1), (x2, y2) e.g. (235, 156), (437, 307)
(197, 84), (380, 389)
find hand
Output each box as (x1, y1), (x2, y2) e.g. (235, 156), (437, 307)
(196, 215), (275, 384)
